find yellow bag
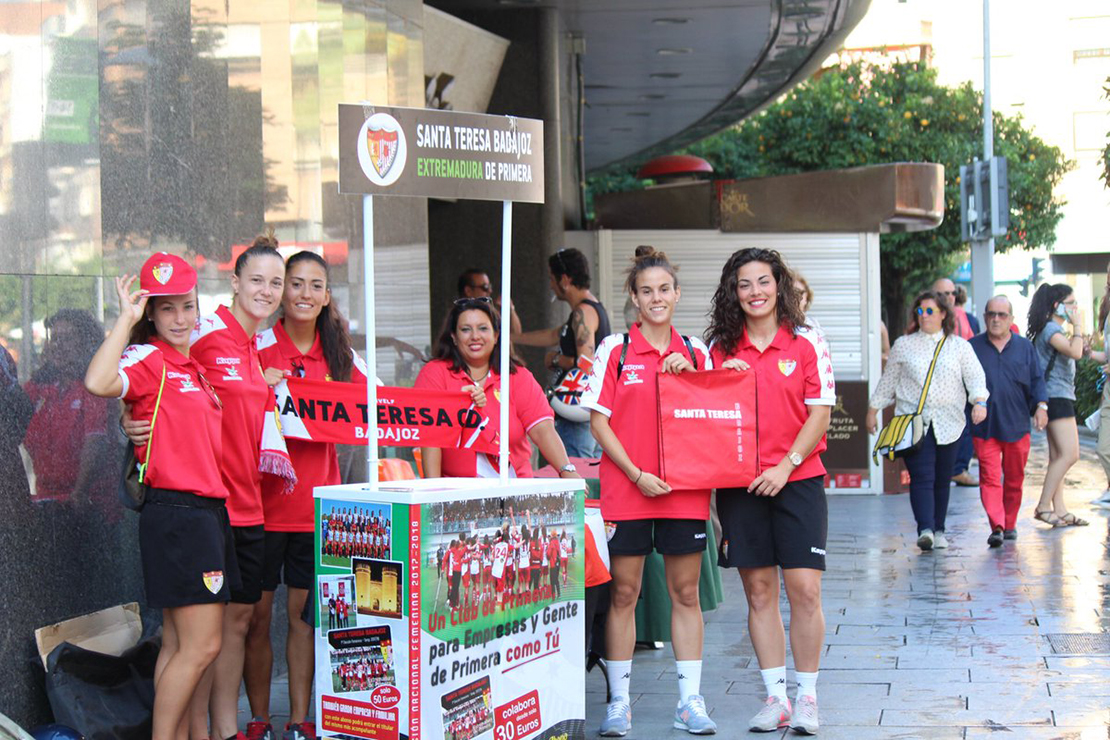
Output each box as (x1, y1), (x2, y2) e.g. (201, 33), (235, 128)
(872, 336), (946, 464)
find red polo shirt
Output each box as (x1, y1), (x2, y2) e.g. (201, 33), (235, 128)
(257, 320), (369, 532)
(191, 305), (269, 526)
(413, 359), (552, 478)
(710, 324), (835, 482)
(580, 324), (713, 521)
(117, 339), (227, 499)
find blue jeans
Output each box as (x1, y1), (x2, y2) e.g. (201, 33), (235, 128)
(904, 427), (959, 534)
(554, 417), (600, 458)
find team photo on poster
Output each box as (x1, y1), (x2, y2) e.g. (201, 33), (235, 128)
(327, 625), (396, 695)
(440, 676), (494, 740)
(423, 492), (580, 621)
(320, 501), (392, 567)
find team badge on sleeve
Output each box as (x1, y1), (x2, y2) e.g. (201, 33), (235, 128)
(203, 570), (224, 594)
(778, 359), (797, 377)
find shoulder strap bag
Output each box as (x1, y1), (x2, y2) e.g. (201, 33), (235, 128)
(872, 336), (946, 464)
(118, 361), (167, 511)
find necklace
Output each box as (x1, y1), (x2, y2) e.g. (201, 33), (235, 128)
(466, 367), (490, 385)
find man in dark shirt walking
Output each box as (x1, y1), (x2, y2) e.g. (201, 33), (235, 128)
(969, 296), (1049, 547)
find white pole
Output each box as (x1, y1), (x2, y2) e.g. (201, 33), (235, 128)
(364, 194), (380, 489)
(499, 200), (512, 484)
(970, 0), (994, 316)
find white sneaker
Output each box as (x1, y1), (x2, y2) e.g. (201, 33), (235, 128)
(933, 531), (949, 549)
(790, 695), (819, 734)
(748, 696), (791, 732)
(916, 529), (934, 551)
(599, 698), (632, 736)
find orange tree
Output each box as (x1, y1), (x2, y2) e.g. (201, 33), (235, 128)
(591, 61), (1072, 334)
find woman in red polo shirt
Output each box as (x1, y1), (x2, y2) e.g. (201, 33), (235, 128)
(580, 246), (716, 737)
(705, 247), (834, 735)
(188, 234), (287, 740)
(244, 250), (368, 739)
(85, 254), (229, 740)
(414, 298), (579, 481)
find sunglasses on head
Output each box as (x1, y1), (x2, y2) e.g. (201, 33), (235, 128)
(454, 296), (493, 306)
(916, 306), (937, 316)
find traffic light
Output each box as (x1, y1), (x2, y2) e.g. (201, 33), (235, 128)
(1020, 258), (1044, 297)
(960, 156), (1010, 240)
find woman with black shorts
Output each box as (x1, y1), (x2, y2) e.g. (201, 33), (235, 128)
(1028, 283), (1090, 527)
(581, 246), (716, 736)
(705, 248), (834, 735)
(85, 254), (230, 740)
(244, 250), (369, 739)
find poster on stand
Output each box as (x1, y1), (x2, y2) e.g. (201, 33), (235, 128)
(315, 484), (585, 740)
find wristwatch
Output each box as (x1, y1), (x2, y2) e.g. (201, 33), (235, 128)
(787, 452), (803, 467)
(1037, 402), (1048, 411)
(559, 463), (577, 474)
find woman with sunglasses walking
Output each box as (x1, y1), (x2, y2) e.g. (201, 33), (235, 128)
(866, 290), (988, 552)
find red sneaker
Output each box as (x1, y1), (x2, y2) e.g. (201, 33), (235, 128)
(245, 717), (275, 740)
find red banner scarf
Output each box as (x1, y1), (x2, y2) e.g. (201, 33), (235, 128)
(274, 378), (499, 453)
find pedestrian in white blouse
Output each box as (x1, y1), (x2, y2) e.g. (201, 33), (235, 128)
(866, 291), (989, 551)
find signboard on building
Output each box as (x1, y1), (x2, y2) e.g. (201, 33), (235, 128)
(824, 380), (871, 490)
(338, 104), (544, 203)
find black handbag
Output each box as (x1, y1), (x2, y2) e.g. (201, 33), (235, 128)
(118, 362), (166, 511)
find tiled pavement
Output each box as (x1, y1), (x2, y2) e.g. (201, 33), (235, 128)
(251, 432), (1110, 738)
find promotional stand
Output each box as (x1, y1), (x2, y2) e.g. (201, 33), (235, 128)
(315, 105), (586, 740)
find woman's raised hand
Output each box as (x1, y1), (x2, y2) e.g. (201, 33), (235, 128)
(115, 275), (149, 326)
(463, 384), (487, 408)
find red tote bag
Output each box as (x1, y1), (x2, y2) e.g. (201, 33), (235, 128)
(657, 369), (759, 490)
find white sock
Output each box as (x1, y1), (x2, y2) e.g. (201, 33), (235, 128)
(606, 659), (633, 703)
(675, 660), (702, 703)
(795, 670), (818, 701)
(760, 665), (788, 701)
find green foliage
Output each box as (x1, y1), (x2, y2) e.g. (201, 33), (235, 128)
(589, 62), (1073, 334)
(1075, 358), (1103, 422)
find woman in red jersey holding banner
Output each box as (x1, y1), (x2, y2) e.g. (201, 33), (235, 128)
(414, 298), (579, 481)
(580, 246), (716, 737)
(705, 248), (834, 735)
(243, 250), (369, 740)
(85, 254), (230, 740)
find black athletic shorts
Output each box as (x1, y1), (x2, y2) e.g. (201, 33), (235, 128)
(716, 476), (827, 571)
(262, 531), (315, 591)
(606, 518), (709, 557)
(230, 524), (266, 604)
(1047, 397), (1076, 422)
(140, 488), (240, 609)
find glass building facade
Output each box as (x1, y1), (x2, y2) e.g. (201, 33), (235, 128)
(0, 0), (430, 724)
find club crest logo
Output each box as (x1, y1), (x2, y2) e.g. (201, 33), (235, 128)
(151, 263), (173, 285)
(203, 570), (224, 594)
(778, 359), (797, 377)
(357, 112), (407, 186)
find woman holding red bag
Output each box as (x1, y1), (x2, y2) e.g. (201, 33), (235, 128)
(581, 246), (715, 737)
(705, 247), (833, 735)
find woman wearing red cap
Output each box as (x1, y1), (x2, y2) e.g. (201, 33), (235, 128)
(85, 253), (230, 740)
(243, 250), (368, 740)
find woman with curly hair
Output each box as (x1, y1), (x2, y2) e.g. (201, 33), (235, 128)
(705, 248), (834, 734)
(1027, 283), (1089, 527)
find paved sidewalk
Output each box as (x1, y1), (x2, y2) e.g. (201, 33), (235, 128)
(248, 434), (1110, 738)
(585, 433), (1110, 739)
